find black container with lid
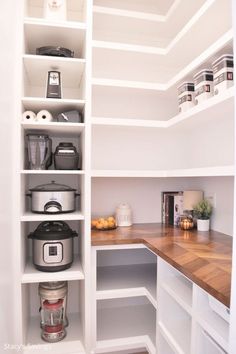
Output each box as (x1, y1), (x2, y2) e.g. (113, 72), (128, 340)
(54, 142), (80, 170)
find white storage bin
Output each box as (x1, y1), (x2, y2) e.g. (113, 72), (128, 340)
(212, 54), (234, 95)
(193, 69), (213, 104)
(177, 82), (195, 113)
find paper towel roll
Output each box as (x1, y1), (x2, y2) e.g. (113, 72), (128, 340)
(22, 111), (36, 122)
(37, 110), (53, 123)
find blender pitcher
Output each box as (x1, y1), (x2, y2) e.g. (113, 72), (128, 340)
(27, 134), (52, 170)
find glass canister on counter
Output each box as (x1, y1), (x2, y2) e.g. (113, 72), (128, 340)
(212, 54), (234, 95)
(193, 69), (214, 104)
(177, 82), (195, 113)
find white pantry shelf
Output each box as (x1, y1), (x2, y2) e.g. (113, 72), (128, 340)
(24, 18), (86, 58)
(95, 336), (155, 354)
(21, 211), (84, 222)
(97, 302), (156, 351)
(158, 322), (186, 354)
(93, 30), (233, 87)
(91, 166), (234, 178)
(92, 78), (165, 91)
(22, 256), (84, 283)
(96, 264), (157, 308)
(21, 170), (85, 175)
(23, 55), (85, 88)
(23, 313), (85, 354)
(21, 121), (85, 135)
(160, 282), (192, 315)
(93, 5), (165, 22)
(92, 86), (234, 128)
(22, 97), (85, 113)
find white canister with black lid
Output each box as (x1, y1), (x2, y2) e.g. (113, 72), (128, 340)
(212, 54), (234, 95)
(177, 82), (195, 113)
(193, 69), (213, 104)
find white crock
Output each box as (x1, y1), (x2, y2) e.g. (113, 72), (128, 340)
(197, 219), (210, 231)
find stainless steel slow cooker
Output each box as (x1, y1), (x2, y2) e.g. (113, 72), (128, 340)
(27, 180), (80, 213)
(28, 221), (78, 272)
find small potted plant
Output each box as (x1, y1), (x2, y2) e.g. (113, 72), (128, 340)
(193, 199), (213, 231)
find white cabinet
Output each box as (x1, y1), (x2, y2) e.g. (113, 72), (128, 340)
(157, 258), (230, 354)
(91, 245), (231, 354)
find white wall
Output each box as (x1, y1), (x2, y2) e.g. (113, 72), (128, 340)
(92, 176), (234, 235)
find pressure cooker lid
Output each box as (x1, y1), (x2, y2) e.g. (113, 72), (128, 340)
(30, 180), (76, 192)
(28, 221), (78, 240)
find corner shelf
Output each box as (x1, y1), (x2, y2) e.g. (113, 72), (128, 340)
(91, 165), (234, 178)
(97, 300), (156, 353)
(92, 86), (234, 128)
(96, 263), (157, 308)
(22, 256), (84, 283)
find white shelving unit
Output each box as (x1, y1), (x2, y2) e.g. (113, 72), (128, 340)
(14, 1), (92, 353)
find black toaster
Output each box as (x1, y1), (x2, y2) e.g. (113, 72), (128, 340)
(54, 143), (80, 170)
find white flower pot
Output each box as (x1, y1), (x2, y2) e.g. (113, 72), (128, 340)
(197, 219), (210, 231)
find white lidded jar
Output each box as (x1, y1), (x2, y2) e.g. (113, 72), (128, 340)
(177, 82), (195, 113)
(193, 69), (213, 104)
(212, 54), (234, 95)
(115, 203), (132, 227)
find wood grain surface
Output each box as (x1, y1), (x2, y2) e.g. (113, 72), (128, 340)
(91, 223), (232, 307)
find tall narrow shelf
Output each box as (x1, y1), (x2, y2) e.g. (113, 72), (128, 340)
(18, 1), (92, 352)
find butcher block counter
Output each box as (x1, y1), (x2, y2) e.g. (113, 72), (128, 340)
(91, 223), (232, 307)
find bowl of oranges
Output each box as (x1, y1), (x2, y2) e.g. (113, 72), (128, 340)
(91, 216), (117, 231)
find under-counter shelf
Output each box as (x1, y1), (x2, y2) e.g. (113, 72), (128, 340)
(96, 263), (157, 308)
(22, 256), (84, 283)
(194, 286), (229, 352)
(158, 258), (193, 314)
(158, 288), (192, 354)
(97, 297), (156, 353)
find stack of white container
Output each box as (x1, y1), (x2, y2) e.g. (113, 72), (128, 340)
(178, 54), (234, 113)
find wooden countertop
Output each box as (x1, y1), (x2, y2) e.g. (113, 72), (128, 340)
(91, 223), (232, 307)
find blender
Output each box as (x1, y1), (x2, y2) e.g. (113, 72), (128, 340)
(27, 134), (52, 170)
(39, 281), (68, 342)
